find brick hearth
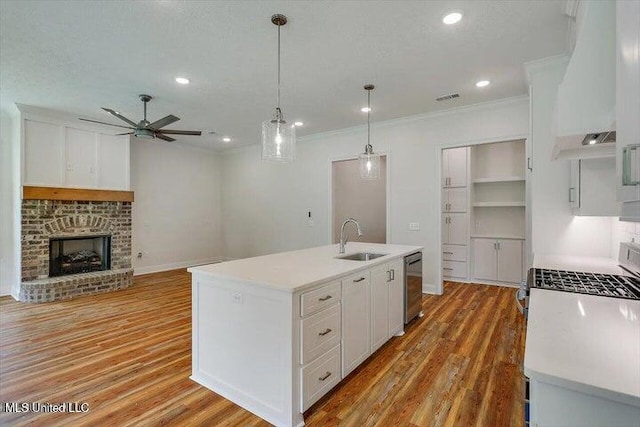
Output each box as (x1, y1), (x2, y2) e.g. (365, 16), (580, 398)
(20, 199), (133, 302)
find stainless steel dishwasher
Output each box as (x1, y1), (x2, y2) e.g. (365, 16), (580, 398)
(404, 252), (423, 324)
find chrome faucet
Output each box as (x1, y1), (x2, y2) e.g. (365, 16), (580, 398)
(339, 218), (363, 254)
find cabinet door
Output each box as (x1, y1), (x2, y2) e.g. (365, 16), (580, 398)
(341, 272), (371, 377)
(24, 120), (63, 186)
(65, 127), (97, 188)
(447, 213), (468, 245)
(497, 240), (523, 283)
(387, 259), (404, 338)
(443, 188), (468, 212)
(472, 239), (497, 281)
(98, 134), (130, 190)
(370, 265), (389, 353)
(447, 147), (468, 187)
(616, 0), (640, 203)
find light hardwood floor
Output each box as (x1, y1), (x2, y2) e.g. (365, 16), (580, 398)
(0, 269), (525, 426)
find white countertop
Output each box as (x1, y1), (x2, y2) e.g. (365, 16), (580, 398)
(533, 253), (630, 276)
(188, 242), (423, 293)
(526, 253), (640, 407)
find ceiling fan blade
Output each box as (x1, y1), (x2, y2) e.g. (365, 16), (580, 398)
(157, 130), (202, 136)
(116, 132), (134, 136)
(147, 115), (180, 130)
(102, 108), (139, 127)
(78, 118), (135, 129)
(155, 133), (176, 142)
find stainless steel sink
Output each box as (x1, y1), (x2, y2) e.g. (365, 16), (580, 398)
(336, 252), (387, 261)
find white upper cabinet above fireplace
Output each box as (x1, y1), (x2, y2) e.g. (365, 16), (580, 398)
(19, 105), (130, 191)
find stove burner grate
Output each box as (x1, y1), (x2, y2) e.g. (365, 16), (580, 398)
(533, 269), (640, 300)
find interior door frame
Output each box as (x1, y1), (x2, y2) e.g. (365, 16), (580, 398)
(328, 153), (391, 245)
(435, 134), (528, 295)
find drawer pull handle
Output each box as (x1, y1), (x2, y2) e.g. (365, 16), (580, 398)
(353, 277), (365, 283)
(443, 267), (453, 271)
(318, 371), (332, 381)
(318, 295), (332, 301)
(443, 251), (453, 255)
(318, 328), (332, 336)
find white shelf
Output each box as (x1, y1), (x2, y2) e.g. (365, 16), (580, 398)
(471, 235), (525, 240)
(473, 176), (525, 183)
(473, 202), (525, 207)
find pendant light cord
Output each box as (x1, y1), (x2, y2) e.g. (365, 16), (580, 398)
(367, 89), (371, 147)
(277, 22), (281, 113)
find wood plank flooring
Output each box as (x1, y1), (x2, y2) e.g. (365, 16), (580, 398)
(0, 270), (525, 426)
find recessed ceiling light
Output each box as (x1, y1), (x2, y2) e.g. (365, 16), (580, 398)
(175, 77), (190, 85)
(294, 121), (304, 127)
(361, 107), (371, 113)
(475, 80), (490, 88)
(222, 137), (231, 143)
(442, 12), (463, 25)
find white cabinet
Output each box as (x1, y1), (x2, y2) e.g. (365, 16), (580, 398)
(299, 281), (342, 411)
(65, 127), (97, 188)
(98, 133), (130, 190)
(569, 158), (619, 216)
(442, 147), (468, 188)
(442, 187), (467, 212)
(24, 120), (63, 186)
(371, 259), (404, 353)
(472, 238), (523, 284)
(21, 114), (130, 190)
(341, 271), (371, 377)
(616, 0), (640, 219)
(442, 213), (468, 245)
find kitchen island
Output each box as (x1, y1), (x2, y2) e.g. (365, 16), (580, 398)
(188, 242), (423, 427)
(524, 254), (640, 426)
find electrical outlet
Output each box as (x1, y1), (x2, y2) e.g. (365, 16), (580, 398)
(409, 222), (420, 231)
(232, 292), (244, 304)
(137, 252), (143, 258)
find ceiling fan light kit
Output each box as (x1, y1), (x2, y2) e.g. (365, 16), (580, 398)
(262, 13), (296, 163)
(79, 94), (202, 142)
(359, 84), (380, 180)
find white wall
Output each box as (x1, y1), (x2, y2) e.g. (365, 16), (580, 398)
(130, 139), (223, 275)
(220, 97), (529, 291)
(527, 56), (619, 259)
(0, 107), (21, 297)
(332, 157), (386, 244)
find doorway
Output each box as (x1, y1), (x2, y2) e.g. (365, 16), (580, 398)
(331, 156), (387, 244)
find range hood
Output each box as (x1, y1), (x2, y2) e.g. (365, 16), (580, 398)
(553, 131), (616, 160)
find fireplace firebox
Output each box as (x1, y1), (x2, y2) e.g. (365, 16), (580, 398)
(49, 235), (111, 277)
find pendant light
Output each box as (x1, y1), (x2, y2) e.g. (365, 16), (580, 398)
(262, 14), (295, 162)
(359, 84), (380, 179)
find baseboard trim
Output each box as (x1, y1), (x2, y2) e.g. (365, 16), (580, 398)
(134, 258), (226, 276)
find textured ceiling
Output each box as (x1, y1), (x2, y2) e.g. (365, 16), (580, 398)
(0, 0), (568, 150)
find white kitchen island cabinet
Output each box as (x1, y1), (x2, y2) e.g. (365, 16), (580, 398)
(189, 242), (422, 427)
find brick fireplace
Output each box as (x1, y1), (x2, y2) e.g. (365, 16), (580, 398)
(20, 189), (134, 302)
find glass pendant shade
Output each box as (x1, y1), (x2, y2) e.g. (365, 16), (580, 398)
(262, 14), (295, 163)
(359, 144), (380, 179)
(262, 117), (295, 162)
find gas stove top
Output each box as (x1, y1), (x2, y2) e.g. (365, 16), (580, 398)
(530, 268), (640, 300)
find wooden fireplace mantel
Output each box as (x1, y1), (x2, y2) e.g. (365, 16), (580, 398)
(22, 186), (135, 203)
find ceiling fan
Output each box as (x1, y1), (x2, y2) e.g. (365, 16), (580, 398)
(79, 94), (202, 142)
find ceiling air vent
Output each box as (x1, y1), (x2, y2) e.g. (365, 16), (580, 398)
(436, 93), (460, 102)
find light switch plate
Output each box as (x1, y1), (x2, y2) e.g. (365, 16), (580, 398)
(409, 222), (420, 231)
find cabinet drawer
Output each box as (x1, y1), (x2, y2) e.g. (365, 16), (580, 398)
(301, 345), (341, 411)
(442, 244), (467, 261)
(301, 304), (341, 364)
(443, 261), (467, 279)
(301, 281), (341, 317)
